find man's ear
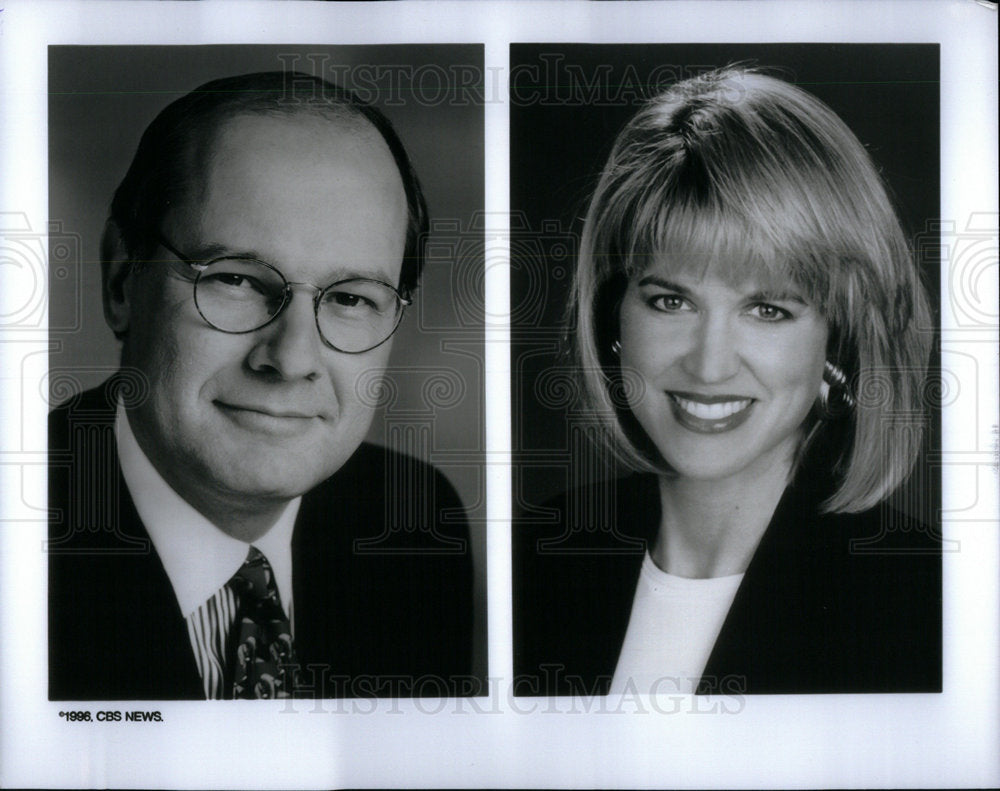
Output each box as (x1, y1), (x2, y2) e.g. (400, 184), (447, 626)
(101, 221), (135, 337)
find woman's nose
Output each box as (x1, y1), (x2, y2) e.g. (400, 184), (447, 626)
(246, 288), (325, 381)
(680, 313), (740, 383)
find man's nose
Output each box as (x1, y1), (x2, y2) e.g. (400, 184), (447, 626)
(247, 288), (324, 381)
(680, 313), (740, 383)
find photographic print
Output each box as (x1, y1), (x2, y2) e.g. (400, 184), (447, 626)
(0, 2), (995, 789)
(45, 44), (487, 701)
(511, 43), (943, 698)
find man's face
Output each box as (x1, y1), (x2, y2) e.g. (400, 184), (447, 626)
(118, 113), (408, 514)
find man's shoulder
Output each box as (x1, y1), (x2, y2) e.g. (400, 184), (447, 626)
(49, 375), (149, 445)
(49, 381), (116, 432)
(297, 442), (469, 550)
(308, 441), (460, 500)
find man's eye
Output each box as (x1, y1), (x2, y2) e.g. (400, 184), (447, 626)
(215, 273), (248, 287)
(200, 272), (271, 299)
(648, 294), (689, 313)
(748, 303), (792, 322)
(333, 293), (361, 307)
(326, 290), (378, 311)
(205, 272), (254, 289)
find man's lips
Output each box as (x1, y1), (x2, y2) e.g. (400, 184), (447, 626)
(667, 391), (755, 433)
(214, 401), (324, 435)
(215, 402), (319, 419)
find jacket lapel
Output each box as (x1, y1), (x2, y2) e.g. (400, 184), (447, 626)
(48, 381), (203, 700)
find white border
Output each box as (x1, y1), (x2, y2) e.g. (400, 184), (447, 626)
(1, 1), (997, 788)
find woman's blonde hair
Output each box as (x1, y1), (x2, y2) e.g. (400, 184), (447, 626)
(571, 67), (933, 513)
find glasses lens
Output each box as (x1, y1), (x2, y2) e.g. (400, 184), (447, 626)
(194, 259), (286, 332)
(317, 279), (403, 352)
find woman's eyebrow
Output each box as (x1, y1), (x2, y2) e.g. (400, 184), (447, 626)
(747, 289), (808, 304)
(636, 275), (690, 294)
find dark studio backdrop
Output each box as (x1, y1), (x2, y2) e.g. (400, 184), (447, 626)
(510, 43), (941, 528)
(47, 44), (487, 681)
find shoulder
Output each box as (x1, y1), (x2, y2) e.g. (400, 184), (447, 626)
(749, 498), (942, 691)
(810, 504), (941, 572)
(48, 381), (117, 438)
(814, 505), (942, 632)
(516, 474), (659, 555)
(49, 374), (152, 448)
(763, 486), (941, 609)
(307, 442), (463, 507)
(299, 442), (469, 550)
(513, 476), (656, 694)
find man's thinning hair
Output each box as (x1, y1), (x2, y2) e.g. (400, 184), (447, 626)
(105, 70), (428, 294)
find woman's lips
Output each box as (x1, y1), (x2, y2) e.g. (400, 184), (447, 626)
(667, 392), (755, 433)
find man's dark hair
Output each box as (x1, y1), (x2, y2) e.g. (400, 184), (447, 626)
(107, 70), (429, 294)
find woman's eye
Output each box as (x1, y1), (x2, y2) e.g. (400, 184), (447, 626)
(648, 294), (689, 312)
(749, 303), (792, 321)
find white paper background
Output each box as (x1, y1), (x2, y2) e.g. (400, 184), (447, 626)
(1, 1), (997, 788)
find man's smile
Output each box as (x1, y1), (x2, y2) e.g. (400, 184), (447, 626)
(214, 400), (323, 435)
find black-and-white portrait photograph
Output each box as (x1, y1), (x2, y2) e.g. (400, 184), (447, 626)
(512, 44), (943, 697)
(0, 2), (996, 789)
(45, 45), (487, 700)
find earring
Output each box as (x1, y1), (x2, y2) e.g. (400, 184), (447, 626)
(611, 339), (622, 355)
(819, 360), (855, 415)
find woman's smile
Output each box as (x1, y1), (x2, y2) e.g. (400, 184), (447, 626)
(667, 392), (755, 433)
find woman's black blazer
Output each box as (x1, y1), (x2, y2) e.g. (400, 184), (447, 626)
(513, 472), (941, 696)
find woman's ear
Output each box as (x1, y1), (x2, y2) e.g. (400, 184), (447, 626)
(100, 221), (135, 337)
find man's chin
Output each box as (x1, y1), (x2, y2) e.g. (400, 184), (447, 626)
(215, 461), (341, 503)
(170, 421), (369, 506)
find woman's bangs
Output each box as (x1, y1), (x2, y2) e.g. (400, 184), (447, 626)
(630, 195), (835, 310)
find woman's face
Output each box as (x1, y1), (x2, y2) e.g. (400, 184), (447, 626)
(618, 259), (828, 486)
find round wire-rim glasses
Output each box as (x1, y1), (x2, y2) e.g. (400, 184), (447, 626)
(156, 234), (411, 354)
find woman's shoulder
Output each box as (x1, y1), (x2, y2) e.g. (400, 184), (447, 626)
(513, 475), (657, 695)
(517, 474), (660, 555)
(726, 496), (942, 693)
(811, 502), (942, 561)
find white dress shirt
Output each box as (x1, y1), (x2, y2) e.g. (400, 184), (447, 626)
(115, 402), (300, 698)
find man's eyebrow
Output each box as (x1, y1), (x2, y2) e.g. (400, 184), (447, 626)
(180, 242), (262, 262)
(181, 242), (399, 285)
(636, 275), (690, 294)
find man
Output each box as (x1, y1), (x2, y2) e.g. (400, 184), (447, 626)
(48, 72), (474, 700)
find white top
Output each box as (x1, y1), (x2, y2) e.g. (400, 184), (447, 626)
(115, 401), (299, 619)
(610, 552), (744, 695)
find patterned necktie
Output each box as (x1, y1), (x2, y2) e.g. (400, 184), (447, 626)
(227, 546), (298, 699)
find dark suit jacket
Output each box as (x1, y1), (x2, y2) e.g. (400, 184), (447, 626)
(49, 381), (476, 700)
(514, 472), (942, 696)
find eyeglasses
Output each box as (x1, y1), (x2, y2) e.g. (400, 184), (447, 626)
(156, 235), (411, 354)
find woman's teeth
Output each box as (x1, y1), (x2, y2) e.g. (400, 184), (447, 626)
(670, 396), (752, 419)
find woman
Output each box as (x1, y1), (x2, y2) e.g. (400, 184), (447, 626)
(513, 68), (940, 696)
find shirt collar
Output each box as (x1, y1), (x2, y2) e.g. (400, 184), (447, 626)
(115, 401), (300, 618)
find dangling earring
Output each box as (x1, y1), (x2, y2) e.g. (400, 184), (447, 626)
(611, 339), (622, 355)
(819, 360), (855, 416)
